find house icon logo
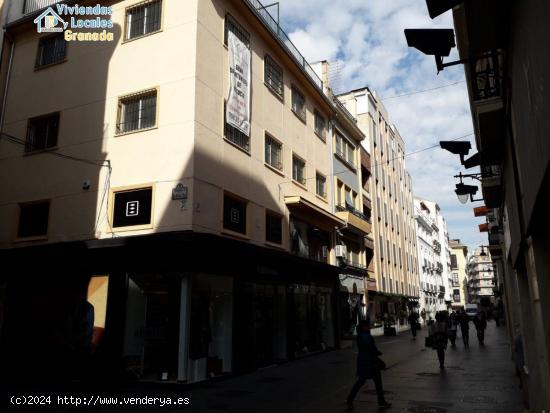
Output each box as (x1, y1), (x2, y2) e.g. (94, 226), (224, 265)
(33, 7), (68, 33)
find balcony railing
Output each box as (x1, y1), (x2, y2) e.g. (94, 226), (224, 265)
(336, 203), (371, 223)
(471, 51), (502, 101)
(23, 0), (61, 14)
(245, 0), (323, 91)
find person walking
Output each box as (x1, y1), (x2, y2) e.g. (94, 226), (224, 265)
(448, 311), (458, 347)
(458, 309), (470, 347)
(473, 311), (488, 345)
(346, 320), (392, 409)
(408, 311), (419, 339)
(429, 312), (449, 369)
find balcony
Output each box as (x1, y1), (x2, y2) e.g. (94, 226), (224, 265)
(23, 0), (61, 14)
(481, 164), (502, 208)
(336, 204), (371, 234)
(244, 0), (323, 91)
(334, 96), (357, 124)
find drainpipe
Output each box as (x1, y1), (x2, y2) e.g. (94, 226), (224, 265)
(0, 30), (15, 134)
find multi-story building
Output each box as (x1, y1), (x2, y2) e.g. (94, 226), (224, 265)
(0, 0), (372, 383)
(467, 247), (495, 305)
(449, 239), (468, 309)
(337, 87), (420, 324)
(413, 198), (451, 320)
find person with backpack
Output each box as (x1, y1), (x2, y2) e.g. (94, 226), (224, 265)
(429, 312), (449, 369)
(346, 320), (392, 409)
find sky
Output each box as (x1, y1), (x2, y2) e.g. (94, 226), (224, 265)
(274, 0), (486, 251)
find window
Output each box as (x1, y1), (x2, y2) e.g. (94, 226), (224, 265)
(224, 14), (250, 47)
(116, 89), (157, 134)
(18, 201), (49, 238)
(335, 131), (355, 167)
(125, 0), (162, 40)
(25, 113), (59, 152)
(224, 102), (249, 151)
(265, 211), (282, 244)
(264, 55), (283, 99)
(450, 254), (458, 269)
(292, 155), (306, 185)
(314, 111), (326, 139)
(112, 187), (153, 228)
(291, 86), (306, 121)
(316, 173), (326, 198)
(223, 193), (247, 234)
(379, 235), (384, 260)
(36, 34), (66, 68)
(337, 180), (344, 206)
(265, 134), (282, 170)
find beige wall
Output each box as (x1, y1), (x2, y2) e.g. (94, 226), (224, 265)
(0, 0), (348, 259)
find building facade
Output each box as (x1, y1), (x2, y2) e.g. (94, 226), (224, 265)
(467, 247), (496, 306)
(413, 198), (451, 320)
(0, 0), (371, 384)
(337, 87), (420, 326)
(452, 2), (550, 410)
(449, 239), (468, 309)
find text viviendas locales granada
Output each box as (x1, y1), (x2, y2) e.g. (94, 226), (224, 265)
(57, 4), (115, 42)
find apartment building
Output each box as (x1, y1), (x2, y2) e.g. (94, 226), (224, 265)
(413, 198), (451, 319)
(0, 0), (370, 383)
(337, 88), (420, 324)
(467, 247), (495, 305)
(449, 239), (468, 309)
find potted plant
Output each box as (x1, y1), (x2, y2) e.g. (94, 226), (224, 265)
(383, 314), (397, 336)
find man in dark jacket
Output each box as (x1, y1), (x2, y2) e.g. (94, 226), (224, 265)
(458, 310), (470, 347)
(473, 311), (488, 345)
(346, 320), (391, 409)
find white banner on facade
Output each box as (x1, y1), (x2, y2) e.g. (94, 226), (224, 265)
(226, 30), (251, 136)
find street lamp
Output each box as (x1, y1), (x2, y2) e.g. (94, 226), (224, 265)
(454, 172), (483, 204)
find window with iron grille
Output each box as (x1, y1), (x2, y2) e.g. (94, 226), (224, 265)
(314, 110), (326, 139)
(265, 210), (282, 244)
(265, 134), (282, 170)
(316, 173), (326, 198)
(335, 131), (355, 166)
(224, 101), (250, 151)
(292, 155), (305, 185)
(117, 89), (157, 134)
(224, 14), (250, 47)
(125, 0), (162, 40)
(264, 55), (283, 99)
(36, 34), (66, 68)
(18, 201), (50, 238)
(291, 86), (306, 121)
(25, 113), (59, 152)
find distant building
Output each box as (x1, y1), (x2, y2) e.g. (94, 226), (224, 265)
(467, 247), (495, 305)
(449, 239), (468, 309)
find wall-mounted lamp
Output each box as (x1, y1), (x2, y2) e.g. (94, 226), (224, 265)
(454, 172), (483, 204)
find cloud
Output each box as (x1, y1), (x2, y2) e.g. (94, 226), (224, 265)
(275, 0), (484, 250)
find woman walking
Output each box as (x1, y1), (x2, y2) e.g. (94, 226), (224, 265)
(429, 312), (449, 369)
(346, 320), (392, 409)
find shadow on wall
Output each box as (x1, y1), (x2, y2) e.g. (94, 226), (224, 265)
(0, 19), (121, 384)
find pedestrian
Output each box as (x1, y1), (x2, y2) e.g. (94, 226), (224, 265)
(408, 311), (419, 339)
(429, 312), (449, 369)
(420, 308), (426, 326)
(346, 320), (392, 409)
(458, 309), (470, 347)
(448, 311), (458, 347)
(473, 311), (488, 345)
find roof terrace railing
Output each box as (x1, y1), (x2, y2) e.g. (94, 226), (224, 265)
(244, 0), (323, 91)
(23, 0), (61, 15)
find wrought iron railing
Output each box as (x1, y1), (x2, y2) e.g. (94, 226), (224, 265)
(244, 0), (323, 91)
(23, 0), (61, 14)
(336, 204), (371, 223)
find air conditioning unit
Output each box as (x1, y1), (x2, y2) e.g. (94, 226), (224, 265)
(335, 245), (347, 258)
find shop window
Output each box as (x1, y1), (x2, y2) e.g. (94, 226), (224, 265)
(266, 211), (282, 244)
(18, 200), (50, 238)
(112, 187), (153, 228)
(223, 193), (247, 234)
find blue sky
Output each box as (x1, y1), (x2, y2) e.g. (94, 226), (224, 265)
(275, 0), (486, 250)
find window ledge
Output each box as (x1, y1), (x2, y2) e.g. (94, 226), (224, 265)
(291, 179), (307, 191)
(13, 235), (48, 243)
(314, 131), (326, 143)
(291, 109), (307, 124)
(109, 224), (154, 233)
(264, 82), (284, 102)
(23, 146), (59, 156)
(265, 162), (285, 177)
(316, 194), (328, 203)
(335, 152), (356, 172)
(34, 59), (67, 72)
(223, 137), (251, 155)
(115, 125), (158, 137)
(121, 29), (163, 45)
(265, 241), (284, 250)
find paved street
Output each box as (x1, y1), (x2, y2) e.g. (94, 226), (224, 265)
(90, 322), (522, 413)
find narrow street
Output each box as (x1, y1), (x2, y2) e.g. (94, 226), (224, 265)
(94, 322), (522, 412)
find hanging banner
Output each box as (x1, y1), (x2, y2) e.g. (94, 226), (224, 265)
(226, 30), (251, 136)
